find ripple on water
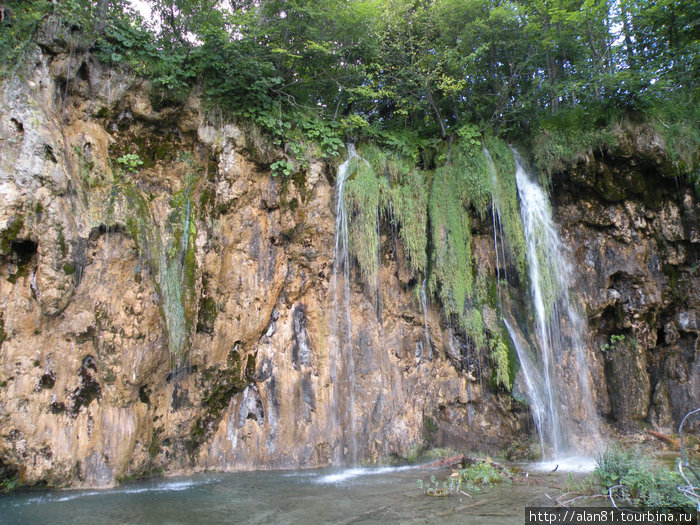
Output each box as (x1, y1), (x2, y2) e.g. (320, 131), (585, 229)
(313, 466), (415, 485)
(21, 479), (208, 506)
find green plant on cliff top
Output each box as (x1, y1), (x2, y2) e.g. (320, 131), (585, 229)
(270, 159), (294, 178)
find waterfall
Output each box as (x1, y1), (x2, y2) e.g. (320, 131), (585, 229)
(329, 144), (359, 465)
(512, 150), (601, 459)
(503, 319), (548, 455)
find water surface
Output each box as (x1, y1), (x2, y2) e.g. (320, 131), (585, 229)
(1, 465), (570, 524)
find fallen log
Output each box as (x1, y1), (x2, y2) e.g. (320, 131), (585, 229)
(648, 430), (681, 448)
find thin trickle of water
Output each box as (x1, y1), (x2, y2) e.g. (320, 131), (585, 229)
(181, 192), (191, 279)
(483, 148), (509, 298)
(330, 144), (359, 465)
(420, 278), (431, 360)
(512, 150), (601, 459)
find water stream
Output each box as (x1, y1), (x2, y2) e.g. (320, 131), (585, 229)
(512, 150), (601, 459)
(330, 144), (359, 465)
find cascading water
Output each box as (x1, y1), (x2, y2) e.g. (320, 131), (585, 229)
(503, 319), (548, 456)
(511, 150), (601, 460)
(329, 144), (359, 465)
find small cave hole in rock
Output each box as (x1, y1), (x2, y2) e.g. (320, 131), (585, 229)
(11, 239), (37, 267)
(77, 61), (88, 82)
(50, 400), (66, 414)
(39, 370), (56, 390)
(10, 118), (23, 135)
(656, 325), (665, 347)
(43, 145), (57, 163)
(138, 385), (150, 404)
(55, 79), (67, 104)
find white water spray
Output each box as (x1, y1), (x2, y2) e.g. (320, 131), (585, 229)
(512, 150), (601, 459)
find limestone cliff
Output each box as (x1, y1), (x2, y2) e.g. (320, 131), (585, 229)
(551, 138), (699, 432)
(0, 47), (521, 488)
(0, 45), (697, 489)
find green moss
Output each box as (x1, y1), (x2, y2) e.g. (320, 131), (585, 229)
(483, 137), (529, 282)
(344, 157), (390, 290)
(455, 142), (493, 216)
(116, 172), (200, 359)
(186, 350), (256, 458)
(72, 145), (97, 190)
(148, 427), (163, 458)
(428, 163), (473, 318)
(95, 106), (111, 119)
(101, 368), (116, 384)
(389, 166), (429, 276)
(196, 297), (218, 334)
(462, 308), (485, 348)
(0, 216), (24, 255)
(476, 272), (498, 310)
(198, 187), (215, 215)
(7, 263), (30, 284)
(62, 263), (76, 275)
(489, 333), (511, 390)
(0, 312), (5, 348)
(56, 227), (67, 258)
(357, 143), (430, 278)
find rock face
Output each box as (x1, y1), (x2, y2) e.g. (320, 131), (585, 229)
(0, 45), (697, 489)
(0, 48), (521, 488)
(552, 139), (700, 432)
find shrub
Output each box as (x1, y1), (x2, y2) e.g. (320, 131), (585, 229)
(460, 458), (509, 486)
(593, 446), (692, 509)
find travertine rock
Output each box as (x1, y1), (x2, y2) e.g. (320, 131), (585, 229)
(0, 47), (517, 488)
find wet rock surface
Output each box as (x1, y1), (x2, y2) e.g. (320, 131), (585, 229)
(0, 47), (518, 488)
(0, 44), (696, 489)
(553, 147), (699, 433)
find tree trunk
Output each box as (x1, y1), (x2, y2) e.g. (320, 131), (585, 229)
(425, 88), (446, 138)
